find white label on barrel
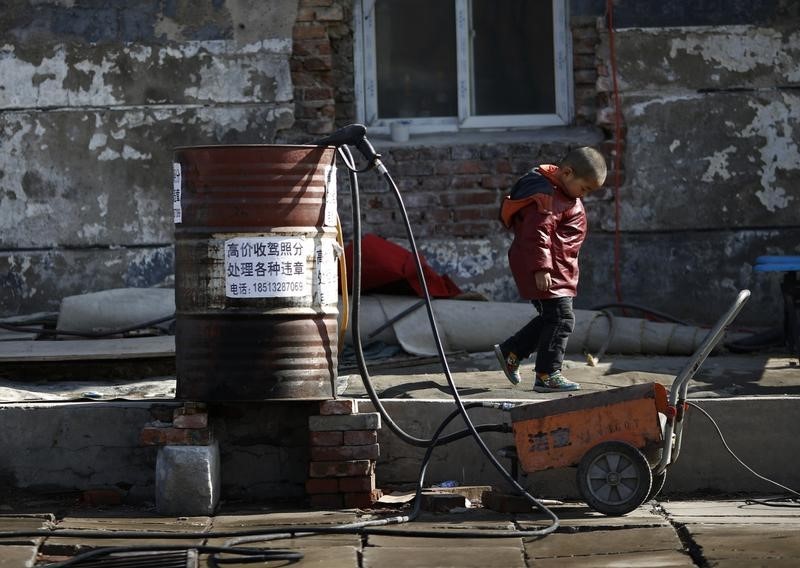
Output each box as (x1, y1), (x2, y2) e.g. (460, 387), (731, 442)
(314, 241), (338, 306)
(223, 236), (310, 298)
(172, 163), (182, 224)
(324, 164), (337, 227)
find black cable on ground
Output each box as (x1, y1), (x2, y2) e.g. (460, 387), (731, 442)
(590, 302), (690, 326)
(686, 401), (800, 507)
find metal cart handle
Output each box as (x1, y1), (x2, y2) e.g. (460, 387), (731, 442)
(655, 289), (750, 475)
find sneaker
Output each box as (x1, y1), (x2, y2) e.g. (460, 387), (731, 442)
(494, 344), (521, 385)
(533, 371), (580, 393)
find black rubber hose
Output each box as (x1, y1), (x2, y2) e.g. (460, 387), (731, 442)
(339, 145), (558, 535)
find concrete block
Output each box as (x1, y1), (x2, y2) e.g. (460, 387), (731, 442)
(156, 442), (220, 516)
(308, 412), (380, 432)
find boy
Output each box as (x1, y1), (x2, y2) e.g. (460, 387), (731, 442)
(494, 147), (607, 392)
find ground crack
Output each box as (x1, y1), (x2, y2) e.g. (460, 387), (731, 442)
(653, 502), (709, 568)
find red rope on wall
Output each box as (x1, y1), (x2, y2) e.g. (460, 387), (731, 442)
(606, 0), (624, 302)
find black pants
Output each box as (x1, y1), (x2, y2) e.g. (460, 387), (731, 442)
(500, 297), (575, 375)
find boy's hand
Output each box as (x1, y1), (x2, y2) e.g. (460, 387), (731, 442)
(535, 271), (551, 291)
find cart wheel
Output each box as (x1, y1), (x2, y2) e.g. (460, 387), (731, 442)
(647, 470), (667, 502)
(577, 441), (653, 516)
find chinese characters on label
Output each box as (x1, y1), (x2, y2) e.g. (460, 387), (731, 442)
(324, 164), (337, 227)
(173, 163), (182, 224)
(527, 427), (571, 453)
(314, 242), (338, 306)
(224, 237), (309, 298)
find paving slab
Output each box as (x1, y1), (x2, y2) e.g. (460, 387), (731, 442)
(42, 514), (212, 554)
(0, 516), (51, 545)
(684, 524), (800, 566)
(516, 504), (670, 529)
(532, 549), (695, 567)
(660, 499), (800, 525)
(0, 545), (37, 567)
(362, 545), (526, 568)
(204, 545), (359, 568)
(524, 526), (683, 559)
(367, 534), (522, 548)
(205, 511), (360, 547)
(371, 510), (517, 532)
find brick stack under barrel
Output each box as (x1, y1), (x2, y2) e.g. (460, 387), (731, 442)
(306, 399), (383, 508)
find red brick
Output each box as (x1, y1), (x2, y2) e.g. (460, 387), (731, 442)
(293, 24), (327, 40)
(310, 431), (343, 447)
(309, 460), (373, 478)
(310, 493), (343, 509)
(305, 478), (339, 495)
(140, 426), (166, 446)
(311, 444), (379, 461)
(338, 475), (376, 493)
(319, 399), (359, 415)
(342, 430), (377, 446)
(140, 426), (211, 446)
(343, 489), (383, 509)
(173, 413), (208, 429)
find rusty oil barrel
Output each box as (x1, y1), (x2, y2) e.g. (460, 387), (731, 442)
(173, 145), (339, 401)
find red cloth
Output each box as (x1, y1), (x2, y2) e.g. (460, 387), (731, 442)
(506, 165), (587, 299)
(343, 234), (462, 298)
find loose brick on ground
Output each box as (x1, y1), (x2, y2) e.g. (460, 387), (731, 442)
(310, 443), (379, 462)
(305, 478), (339, 495)
(310, 493), (344, 509)
(310, 431), (343, 447)
(339, 475), (376, 493)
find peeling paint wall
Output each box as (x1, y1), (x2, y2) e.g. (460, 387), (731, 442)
(0, 0), (298, 315)
(591, 13), (800, 324)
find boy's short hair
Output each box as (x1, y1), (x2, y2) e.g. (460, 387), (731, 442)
(560, 147), (607, 185)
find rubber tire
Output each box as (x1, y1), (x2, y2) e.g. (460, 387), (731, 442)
(577, 441), (653, 516)
(647, 470), (667, 502)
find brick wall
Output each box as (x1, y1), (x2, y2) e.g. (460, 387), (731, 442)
(337, 141), (587, 243)
(285, 0), (349, 140)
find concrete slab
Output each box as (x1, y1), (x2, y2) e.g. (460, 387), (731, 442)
(533, 550), (695, 567)
(362, 545), (526, 568)
(42, 513), (212, 554)
(205, 511), (360, 547)
(661, 500), (800, 525)
(516, 504), (670, 529)
(525, 526), (682, 559)
(684, 524), (800, 566)
(0, 545), (37, 568)
(367, 534), (522, 548)
(0, 516), (50, 545)
(206, 545), (359, 568)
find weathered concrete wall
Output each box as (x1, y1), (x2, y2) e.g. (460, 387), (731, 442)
(590, 20), (800, 325)
(0, 0), (298, 315)
(0, 401), (316, 502)
(2, 398), (796, 501)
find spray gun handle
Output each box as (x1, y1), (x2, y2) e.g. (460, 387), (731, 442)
(313, 123), (381, 169)
(313, 124), (367, 147)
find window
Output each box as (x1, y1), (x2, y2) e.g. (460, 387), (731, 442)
(354, 0), (573, 134)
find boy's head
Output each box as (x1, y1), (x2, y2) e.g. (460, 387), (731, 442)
(556, 147), (607, 199)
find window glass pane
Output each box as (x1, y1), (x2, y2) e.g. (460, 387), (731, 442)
(472, 0), (555, 115)
(375, 0), (458, 118)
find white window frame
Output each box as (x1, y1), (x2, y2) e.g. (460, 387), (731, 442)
(353, 0), (573, 135)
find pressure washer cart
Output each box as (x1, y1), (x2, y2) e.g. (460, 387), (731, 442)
(509, 290), (751, 516)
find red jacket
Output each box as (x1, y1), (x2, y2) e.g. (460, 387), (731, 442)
(500, 165), (587, 300)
